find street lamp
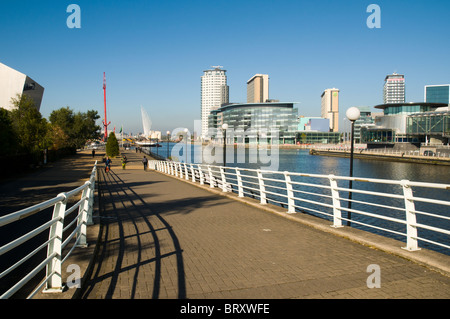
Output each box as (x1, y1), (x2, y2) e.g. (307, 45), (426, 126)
(166, 130), (171, 160)
(346, 107), (360, 226)
(184, 128), (189, 163)
(222, 123), (228, 166)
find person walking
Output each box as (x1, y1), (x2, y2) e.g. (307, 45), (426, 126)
(121, 155), (127, 169)
(142, 156), (148, 171)
(105, 157), (112, 172)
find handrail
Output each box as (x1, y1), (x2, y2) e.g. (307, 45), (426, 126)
(0, 161), (97, 299)
(150, 160), (450, 254)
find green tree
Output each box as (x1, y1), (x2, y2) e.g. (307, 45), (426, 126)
(49, 107), (101, 149)
(0, 108), (18, 156)
(106, 132), (120, 157)
(10, 94), (49, 153)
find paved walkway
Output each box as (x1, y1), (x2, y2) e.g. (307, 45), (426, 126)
(78, 150), (450, 299)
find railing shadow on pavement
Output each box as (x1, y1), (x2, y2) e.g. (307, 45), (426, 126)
(79, 168), (196, 299)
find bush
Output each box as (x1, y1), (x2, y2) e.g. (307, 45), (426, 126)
(106, 132), (120, 157)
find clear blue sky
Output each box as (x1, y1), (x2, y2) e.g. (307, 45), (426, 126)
(1, 0), (449, 135)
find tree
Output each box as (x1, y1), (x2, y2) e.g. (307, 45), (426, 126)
(0, 108), (18, 156)
(106, 132), (120, 157)
(10, 94), (49, 153)
(49, 107), (101, 149)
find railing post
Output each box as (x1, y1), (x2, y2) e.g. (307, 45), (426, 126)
(328, 175), (343, 228)
(198, 165), (204, 185)
(284, 172), (295, 213)
(190, 164), (196, 182)
(44, 193), (67, 293)
(401, 180), (421, 251)
(170, 162), (174, 175)
(86, 167), (96, 226)
(208, 165), (214, 188)
(77, 182), (90, 248)
(184, 163), (189, 180)
(257, 169), (267, 204)
(220, 167), (228, 192)
(236, 168), (244, 197)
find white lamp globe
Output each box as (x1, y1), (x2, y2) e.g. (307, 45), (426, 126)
(222, 123), (229, 130)
(346, 107), (360, 121)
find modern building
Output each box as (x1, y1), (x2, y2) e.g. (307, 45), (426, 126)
(407, 106), (449, 145)
(360, 102), (448, 146)
(201, 66), (229, 139)
(247, 74), (269, 103)
(321, 88), (339, 132)
(352, 106), (375, 143)
(0, 62), (44, 111)
(297, 117), (329, 132)
(208, 102), (299, 144)
(383, 73), (405, 104)
(424, 84), (450, 104)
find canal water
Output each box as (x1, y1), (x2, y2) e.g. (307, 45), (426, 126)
(147, 143), (450, 255)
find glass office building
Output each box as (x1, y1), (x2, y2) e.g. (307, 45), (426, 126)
(425, 85), (450, 104)
(407, 110), (450, 137)
(361, 102), (448, 145)
(208, 102), (299, 144)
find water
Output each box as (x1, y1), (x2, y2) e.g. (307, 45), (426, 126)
(145, 143), (450, 255)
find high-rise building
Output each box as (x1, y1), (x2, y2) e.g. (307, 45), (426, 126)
(0, 62), (44, 111)
(321, 88), (339, 132)
(247, 74), (269, 103)
(201, 66), (229, 138)
(383, 73), (405, 104)
(424, 84), (450, 104)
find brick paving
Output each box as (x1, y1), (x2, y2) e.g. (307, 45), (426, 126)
(78, 149), (450, 299)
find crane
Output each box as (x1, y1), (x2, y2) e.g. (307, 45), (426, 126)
(102, 72), (111, 140)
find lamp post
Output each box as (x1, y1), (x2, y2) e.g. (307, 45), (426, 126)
(184, 128), (189, 163)
(222, 123), (228, 166)
(166, 130), (171, 160)
(345, 107), (360, 226)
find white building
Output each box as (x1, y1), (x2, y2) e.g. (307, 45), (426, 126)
(200, 66), (229, 139)
(321, 88), (339, 132)
(0, 62), (44, 111)
(383, 73), (405, 104)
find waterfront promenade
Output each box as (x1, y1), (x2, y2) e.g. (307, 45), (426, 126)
(75, 150), (450, 299)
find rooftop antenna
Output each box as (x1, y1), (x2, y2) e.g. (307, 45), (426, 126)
(103, 72), (111, 140)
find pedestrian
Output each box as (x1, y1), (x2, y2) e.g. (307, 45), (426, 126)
(142, 156), (148, 171)
(105, 156), (112, 172)
(121, 155), (127, 169)
(92, 149), (95, 158)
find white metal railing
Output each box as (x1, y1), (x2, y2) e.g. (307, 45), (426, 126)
(0, 161), (97, 299)
(150, 160), (450, 254)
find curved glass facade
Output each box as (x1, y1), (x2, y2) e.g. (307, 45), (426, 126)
(209, 102), (299, 144)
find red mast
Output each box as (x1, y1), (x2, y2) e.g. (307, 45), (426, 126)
(102, 72), (111, 140)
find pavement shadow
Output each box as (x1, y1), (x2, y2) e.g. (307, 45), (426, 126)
(80, 169), (189, 299)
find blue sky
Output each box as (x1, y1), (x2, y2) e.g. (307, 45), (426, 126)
(1, 0), (449, 135)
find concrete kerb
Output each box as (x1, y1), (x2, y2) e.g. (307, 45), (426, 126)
(149, 166), (450, 278)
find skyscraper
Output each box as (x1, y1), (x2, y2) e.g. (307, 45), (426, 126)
(383, 73), (405, 104)
(424, 84), (450, 104)
(201, 66), (229, 138)
(247, 74), (269, 103)
(321, 88), (339, 132)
